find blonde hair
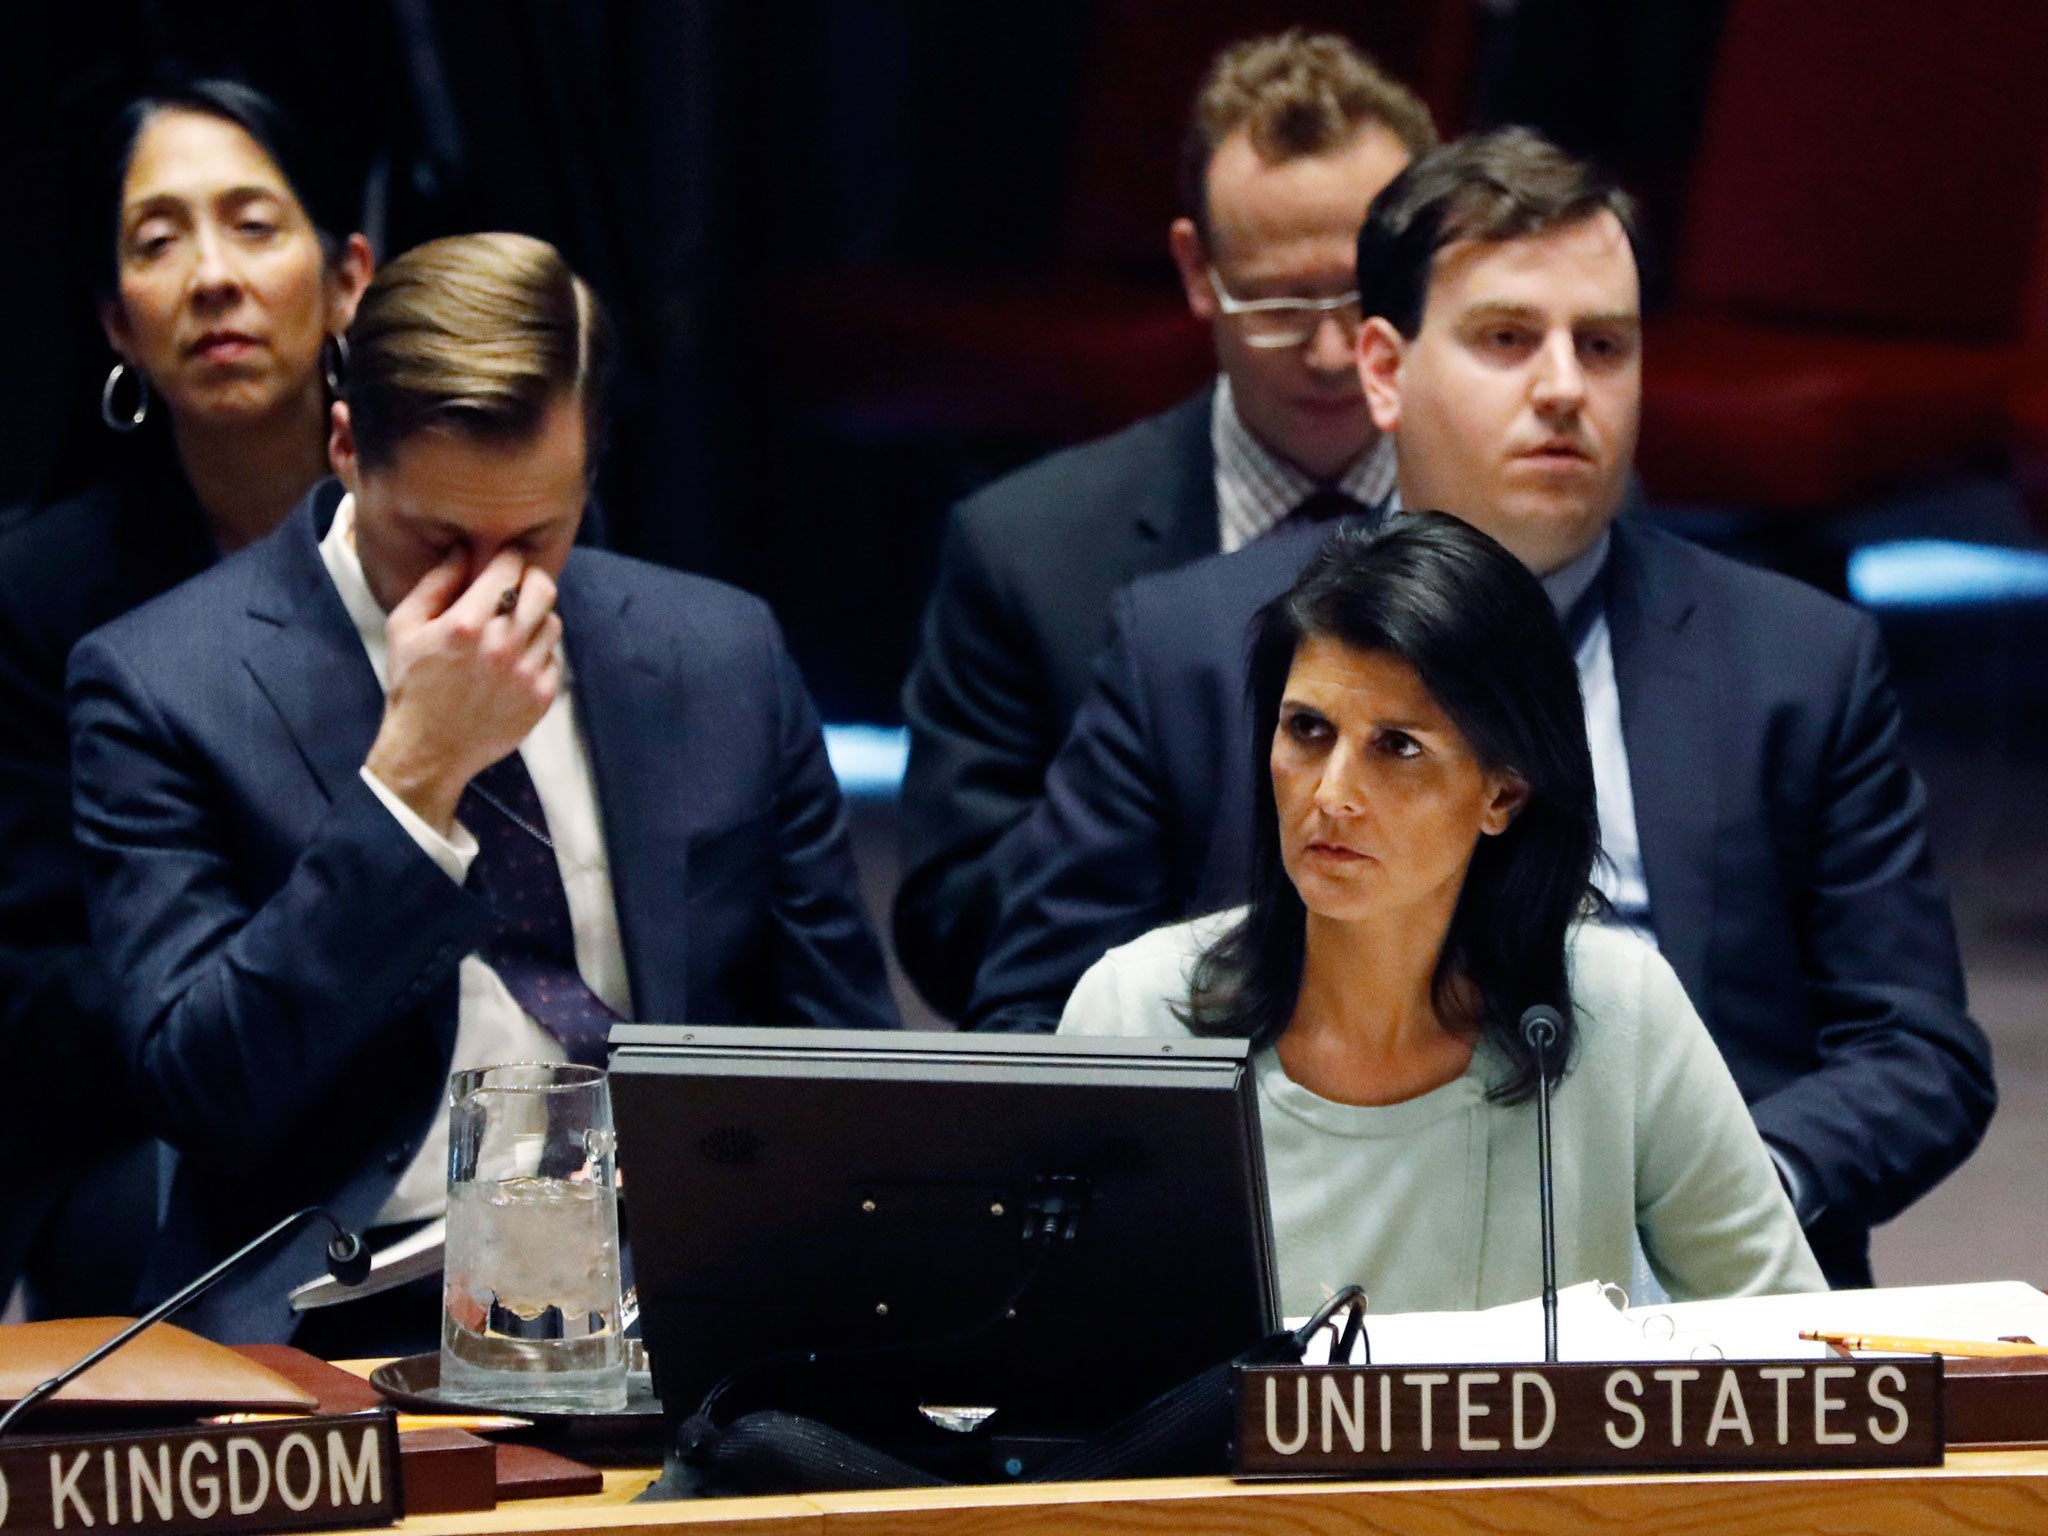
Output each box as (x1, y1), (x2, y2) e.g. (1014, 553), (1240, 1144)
(1180, 30), (1439, 244)
(344, 232), (612, 472)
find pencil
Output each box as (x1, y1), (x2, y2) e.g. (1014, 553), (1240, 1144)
(1799, 1330), (2048, 1358)
(210, 1411), (534, 1432)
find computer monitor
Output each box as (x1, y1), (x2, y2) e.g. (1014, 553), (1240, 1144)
(609, 1026), (1277, 1436)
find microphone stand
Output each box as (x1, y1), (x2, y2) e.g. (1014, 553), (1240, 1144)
(0, 1205), (367, 1436)
(1519, 1006), (1564, 1364)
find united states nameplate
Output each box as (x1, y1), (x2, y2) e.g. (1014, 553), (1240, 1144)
(1235, 1358), (1943, 1478)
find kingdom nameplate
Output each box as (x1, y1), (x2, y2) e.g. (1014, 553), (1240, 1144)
(0, 1409), (401, 1532)
(1236, 1358), (1943, 1478)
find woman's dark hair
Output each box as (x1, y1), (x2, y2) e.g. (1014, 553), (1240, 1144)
(1182, 512), (1601, 1102)
(97, 77), (350, 296)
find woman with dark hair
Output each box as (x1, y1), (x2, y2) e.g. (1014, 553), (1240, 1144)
(0, 78), (371, 1316)
(1059, 514), (1823, 1315)
(74, 77), (372, 552)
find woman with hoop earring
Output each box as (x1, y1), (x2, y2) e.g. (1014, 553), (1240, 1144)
(0, 79), (370, 1320)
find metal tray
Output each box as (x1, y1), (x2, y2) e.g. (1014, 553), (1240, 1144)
(369, 1353), (665, 1450)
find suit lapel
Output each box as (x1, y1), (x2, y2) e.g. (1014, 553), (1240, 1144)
(558, 558), (691, 1023)
(1132, 383), (1222, 569)
(1608, 519), (1718, 1006)
(240, 483), (387, 805)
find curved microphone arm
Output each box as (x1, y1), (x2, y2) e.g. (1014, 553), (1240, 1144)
(0, 1205), (368, 1436)
(1520, 1005), (1565, 1365)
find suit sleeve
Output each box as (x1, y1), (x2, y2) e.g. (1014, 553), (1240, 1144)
(0, 593), (130, 1163)
(1746, 620), (1994, 1233)
(966, 591), (1178, 1031)
(765, 622), (901, 1031)
(67, 633), (497, 1165)
(894, 506), (1057, 1018)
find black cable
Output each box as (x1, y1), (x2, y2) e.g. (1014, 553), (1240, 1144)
(1334, 1297), (1368, 1367)
(1288, 1284), (1369, 1367)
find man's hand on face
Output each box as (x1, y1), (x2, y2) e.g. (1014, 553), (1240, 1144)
(364, 548), (564, 836)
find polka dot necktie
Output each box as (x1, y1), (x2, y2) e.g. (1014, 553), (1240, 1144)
(459, 752), (619, 1065)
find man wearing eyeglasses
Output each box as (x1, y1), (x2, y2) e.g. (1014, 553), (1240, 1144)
(896, 32), (1438, 1018)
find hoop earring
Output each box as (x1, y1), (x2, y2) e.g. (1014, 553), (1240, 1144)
(101, 362), (149, 432)
(321, 333), (349, 397)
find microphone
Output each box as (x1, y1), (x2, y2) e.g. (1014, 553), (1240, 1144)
(1519, 1004), (1565, 1364)
(0, 1205), (368, 1436)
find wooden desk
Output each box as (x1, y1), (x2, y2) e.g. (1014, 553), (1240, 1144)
(339, 1448), (2048, 1536)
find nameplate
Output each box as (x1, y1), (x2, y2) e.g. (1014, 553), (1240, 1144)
(0, 1410), (401, 1532)
(1235, 1359), (1943, 1478)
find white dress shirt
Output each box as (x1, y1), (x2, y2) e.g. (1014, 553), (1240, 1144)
(1537, 530), (1654, 943)
(317, 497), (634, 1223)
(1211, 378), (1397, 553)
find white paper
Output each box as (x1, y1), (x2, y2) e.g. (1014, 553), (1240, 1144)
(1291, 1279), (2048, 1366)
(288, 1218), (446, 1311)
(1627, 1280), (2048, 1360)
(1296, 1281), (1662, 1365)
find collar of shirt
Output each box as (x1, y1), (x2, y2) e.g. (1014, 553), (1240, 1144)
(316, 495), (572, 694)
(1540, 528), (1612, 625)
(317, 494), (395, 689)
(1211, 377), (1397, 554)
(1387, 498), (1611, 627)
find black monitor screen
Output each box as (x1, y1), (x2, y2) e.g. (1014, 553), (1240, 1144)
(609, 1026), (1278, 1434)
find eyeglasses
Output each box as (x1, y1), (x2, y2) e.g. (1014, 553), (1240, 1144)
(1207, 268), (1363, 349)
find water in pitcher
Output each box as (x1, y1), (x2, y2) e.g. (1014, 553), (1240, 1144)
(440, 1174), (627, 1412)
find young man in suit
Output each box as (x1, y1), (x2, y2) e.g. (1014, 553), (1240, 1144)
(894, 31), (1437, 1018)
(969, 130), (1994, 1288)
(68, 233), (897, 1346)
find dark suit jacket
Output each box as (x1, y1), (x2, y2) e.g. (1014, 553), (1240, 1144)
(67, 481), (898, 1342)
(0, 448), (211, 1313)
(895, 387), (1221, 1017)
(0, 445), (612, 1314)
(967, 514), (1994, 1286)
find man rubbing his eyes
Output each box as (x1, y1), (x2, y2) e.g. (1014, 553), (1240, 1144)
(68, 234), (896, 1348)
